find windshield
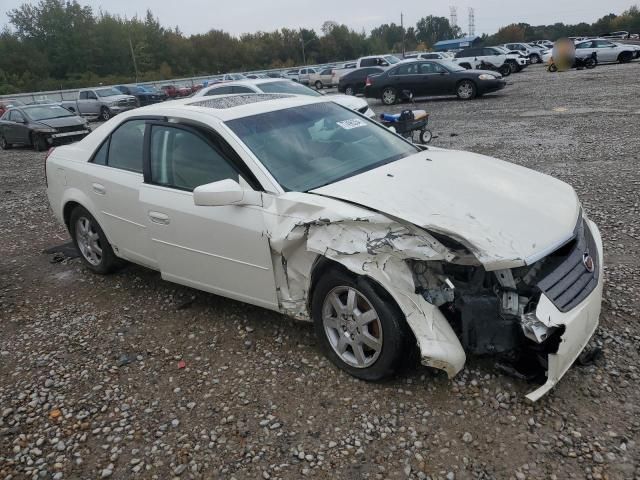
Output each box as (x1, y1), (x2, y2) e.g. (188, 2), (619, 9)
(226, 102), (419, 192)
(384, 55), (402, 64)
(95, 88), (122, 97)
(439, 61), (466, 72)
(24, 105), (75, 120)
(258, 81), (321, 97)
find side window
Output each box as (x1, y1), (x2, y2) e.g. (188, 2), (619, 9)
(231, 86), (254, 94)
(395, 63), (418, 75)
(92, 140), (108, 165)
(360, 58), (376, 67)
(206, 86), (234, 96)
(79, 91), (88, 100)
(482, 48), (496, 56)
(149, 125), (242, 191)
(107, 120), (145, 173)
(87, 91), (97, 100)
(576, 42), (592, 49)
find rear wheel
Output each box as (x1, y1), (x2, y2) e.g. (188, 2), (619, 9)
(0, 134), (11, 150)
(381, 87), (398, 105)
(70, 206), (121, 274)
(312, 269), (411, 381)
(456, 80), (477, 100)
(530, 53), (541, 64)
(499, 64), (511, 77)
(315, 80), (323, 89)
(344, 85), (355, 96)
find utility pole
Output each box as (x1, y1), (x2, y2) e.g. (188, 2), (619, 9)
(401, 12), (405, 57)
(468, 7), (475, 37)
(301, 37), (306, 65)
(129, 36), (139, 83)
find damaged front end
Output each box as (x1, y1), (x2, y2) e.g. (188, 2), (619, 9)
(409, 217), (603, 401)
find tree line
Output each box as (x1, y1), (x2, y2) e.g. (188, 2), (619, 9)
(0, 0), (638, 95)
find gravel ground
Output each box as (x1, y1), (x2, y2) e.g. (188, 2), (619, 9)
(1, 63), (639, 480)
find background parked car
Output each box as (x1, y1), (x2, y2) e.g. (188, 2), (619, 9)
(600, 31), (630, 39)
(0, 104), (90, 151)
(452, 47), (514, 76)
(365, 59), (506, 104)
(114, 85), (165, 106)
(338, 67), (385, 96)
(137, 85), (168, 100)
(160, 85), (179, 98)
(575, 38), (637, 63)
(284, 67), (318, 85)
(502, 42), (547, 63)
(0, 99), (26, 116)
(194, 78), (375, 117)
(61, 88), (137, 121)
(309, 68), (336, 89)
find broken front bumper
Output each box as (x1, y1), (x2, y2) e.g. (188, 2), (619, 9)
(525, 219), (603, 401)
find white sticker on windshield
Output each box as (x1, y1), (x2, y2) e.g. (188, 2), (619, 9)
(336, 118), (368, 130)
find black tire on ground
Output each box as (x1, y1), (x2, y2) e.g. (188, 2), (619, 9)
(311, 268), (413, 381)
(315, 80), (323, 89)
(0, 134), (11, 150)
(420, 129), (432, 144)
(100, 107), (111, 121)
(456, 80), (477, 100)
(344, 85), (355, 96)
(618, 51), (633, 63)
(499, 64), (511, 77)
(32, 133), (48, 152)
(69, 205), (122, 275)
(381, 87), (398, 105)
(548, 63), (558, 72)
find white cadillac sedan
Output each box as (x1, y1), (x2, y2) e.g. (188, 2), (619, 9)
(46, 94), (603, 401)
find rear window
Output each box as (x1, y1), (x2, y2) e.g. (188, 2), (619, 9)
(258, 81), (321, 97)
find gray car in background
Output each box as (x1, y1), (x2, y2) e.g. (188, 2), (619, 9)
(61, 88), (137, 121)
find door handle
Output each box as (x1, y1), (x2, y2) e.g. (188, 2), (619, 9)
(92, 183), (106, 195)
(149, 211), (170, 225)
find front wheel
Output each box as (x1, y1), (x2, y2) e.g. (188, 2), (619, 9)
(618, 52), (633, 63)
(530, 54), (541, 64)
(456, 80), (477, 100)
(498, 64), (511, 77)
(70, 206), (121, 274)
(32, 133), (48, 152)
(100, 107), (111, 121)
(312, 269), (411, 381)
(315, 81), (323, 90)
(344, 85), (355, 96)
(381, 87), (398, 105)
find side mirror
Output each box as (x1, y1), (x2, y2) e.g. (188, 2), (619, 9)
(193, 179), (262, 207)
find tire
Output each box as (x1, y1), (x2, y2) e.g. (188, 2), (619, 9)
(618, 51), (633, 64)
(585, 58), (597, 69)
(32, 133), (48, 152)
(344, 85), (355, 96)
(0, 134), (11, 150)
(100, 107), (111, 121)
(508, 61), (518, 73)
(420, 129), (432, 144)
(530, 54), (541, 64)
(312, 268), (411, 381)
(498, 64), (511, 77)
(456, 80), (477, 100)
(69, 206), (121, 274)
(548, 63), (558, 72)
(315, 81), (323, 90)
(381, 87), (398, 105)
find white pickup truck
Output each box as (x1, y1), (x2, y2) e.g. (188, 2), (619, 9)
(331, 54), (402, 84)
(61, 88), (138, 121)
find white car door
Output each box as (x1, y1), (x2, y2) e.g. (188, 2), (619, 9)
(138, 121), (278, 309)
(84, 118), (158, 268)
(591, 39), (621, 62)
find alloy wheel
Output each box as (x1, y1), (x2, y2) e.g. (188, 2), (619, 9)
(382, 88), (397, 105)
(322, 286), (383, 369)
(458, 82), (474, 99)
(75, 216), (103, 266)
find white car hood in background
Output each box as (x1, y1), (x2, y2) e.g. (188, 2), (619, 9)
(311, 149), (580, 270)
(329, 94), (370, 114)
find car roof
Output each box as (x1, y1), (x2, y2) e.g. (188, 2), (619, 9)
(116, 93), (328, 122)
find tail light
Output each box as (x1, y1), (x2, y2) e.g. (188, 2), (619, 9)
(365, 76), (373, 86)
(44, 147), (55, 186)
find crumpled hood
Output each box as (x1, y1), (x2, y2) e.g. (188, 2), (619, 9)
(311, 148), (580, 270)
(37, 116), (86, 129)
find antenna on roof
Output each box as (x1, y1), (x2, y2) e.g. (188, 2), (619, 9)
(449, 6), (458, 29)
(468, 7), (475, 36)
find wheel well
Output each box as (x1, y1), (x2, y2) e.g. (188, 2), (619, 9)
(63, 201), (81, 231)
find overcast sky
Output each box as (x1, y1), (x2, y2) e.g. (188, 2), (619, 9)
(1, 0), (635, 36)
